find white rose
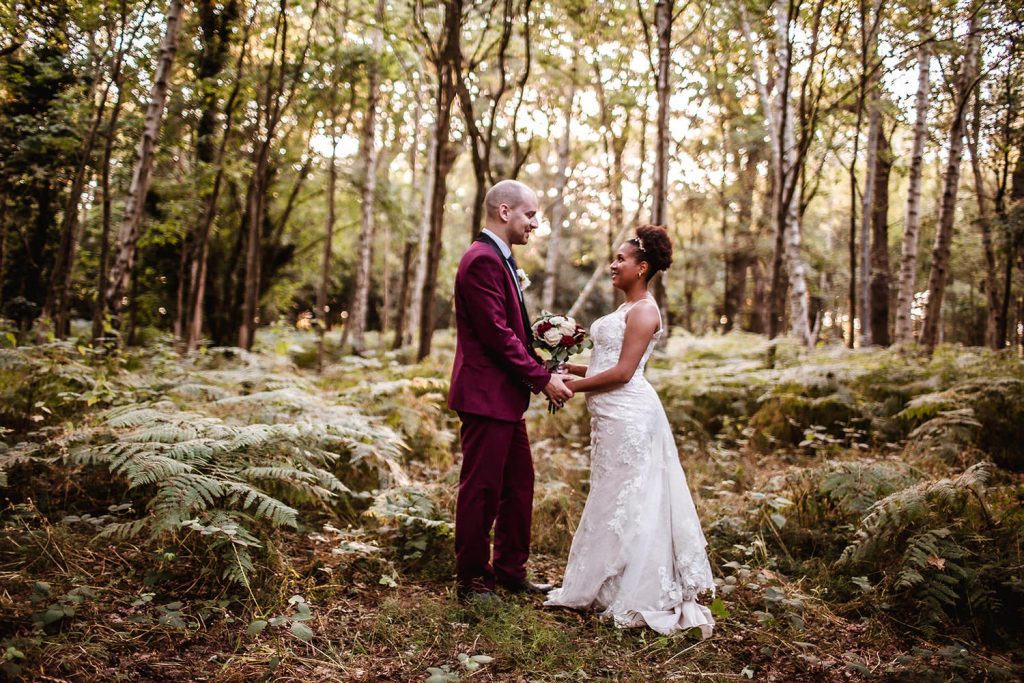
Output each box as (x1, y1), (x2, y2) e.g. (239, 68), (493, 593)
(549, 315), (565, 326)
(558, 319), (577, 335)
(516, 268), (531, 290)
(543, 327), (565, 346)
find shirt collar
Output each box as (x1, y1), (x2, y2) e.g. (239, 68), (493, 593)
(481, 228), (512, 260)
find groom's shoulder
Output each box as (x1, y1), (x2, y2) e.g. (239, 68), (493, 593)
(459, 240), (500, 268)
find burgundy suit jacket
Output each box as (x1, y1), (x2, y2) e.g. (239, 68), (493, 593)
(448, 235), (551, 421)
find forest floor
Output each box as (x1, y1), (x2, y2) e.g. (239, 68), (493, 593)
(2, 328), (1022, 681)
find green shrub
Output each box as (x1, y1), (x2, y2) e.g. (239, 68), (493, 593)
(748, 392), (863, 452)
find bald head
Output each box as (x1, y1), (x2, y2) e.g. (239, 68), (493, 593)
(484, 180), (535, 219)
(483, 179), (540, 246)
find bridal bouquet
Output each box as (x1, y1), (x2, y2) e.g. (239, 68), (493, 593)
(531, 311), (591, 371)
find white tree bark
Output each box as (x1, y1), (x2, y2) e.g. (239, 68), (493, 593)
(348, 0), (385, 352)
(774, 0), (813, 346)
(542, 73), (575, 312)
(406, 132), (437, 347)
(104, 0), (184, 318)
(894, 9), (932, 342)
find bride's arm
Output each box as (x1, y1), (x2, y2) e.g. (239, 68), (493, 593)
(563, 362), (588, 377)
(565, 305), (660, 394)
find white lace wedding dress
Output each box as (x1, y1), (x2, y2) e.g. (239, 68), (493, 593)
(544, 298), (716, 637)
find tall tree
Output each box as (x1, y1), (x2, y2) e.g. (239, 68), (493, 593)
(455, 0), (534, 237)
(968, 79), (1002, 349)
(347, 0), (386, 352)
(921, 7), (980, 349)
(414, 0), (464, 360)
(868, 125), (892, 345)
(104, 0), (185, 328)
(541, 61), (576, 312)
(173, 0), (240, 347)
(894, 3), (932, 343)
(237, 0), (320, 350)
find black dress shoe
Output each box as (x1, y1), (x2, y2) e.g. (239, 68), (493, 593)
(497, 579), (553, 595)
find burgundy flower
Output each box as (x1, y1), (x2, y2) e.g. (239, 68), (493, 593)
(560, 335), (576, 347)
(537, 321), (553, 334)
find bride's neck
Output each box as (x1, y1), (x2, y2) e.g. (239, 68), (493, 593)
(623, 285), (650, 303)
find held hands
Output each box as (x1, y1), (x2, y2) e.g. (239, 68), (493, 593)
(542, 373), (574, 413)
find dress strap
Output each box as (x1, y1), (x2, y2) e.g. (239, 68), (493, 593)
(621, 296), (662, 334)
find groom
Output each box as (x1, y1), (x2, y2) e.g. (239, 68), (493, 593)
(448, 179), (573, 602)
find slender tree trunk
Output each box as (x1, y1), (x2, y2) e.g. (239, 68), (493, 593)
(175, 0), (240, 346)
(392, 240), (414, 349)
(1000, 144), (1024, 348)
(869, 126), (892, 345)
(416, 0), (463, 360)
(651, 0), (672, 226)
(650, 0), (673, 329)
(725, 146), (760, 332)
(91, 74), (126, 342)
(393, 74), (421, 350)
(542, 69), (575, 312)
(774, 0), (813, 346)
(317, 121), (338, 372)
(921, 10), (980, 349)
(739, 3), (786, 340)
(49, 71), (106, 338)
(408, 132), (437, 349)
(859, 91), (881, 345)
(894, 8), (932, 343)
(348, 0), (384, 352)
(104, 0), (184, 324)
(968, 84), (1001, 348)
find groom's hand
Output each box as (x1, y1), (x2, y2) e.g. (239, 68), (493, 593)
(543, 373), (574, 406)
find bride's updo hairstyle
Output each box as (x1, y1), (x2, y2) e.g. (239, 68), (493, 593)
(629, 224), (673, 281)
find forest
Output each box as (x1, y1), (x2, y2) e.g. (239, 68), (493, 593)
(1, 0), (1023, 680)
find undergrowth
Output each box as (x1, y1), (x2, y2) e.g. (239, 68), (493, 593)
(1, 329), (1022, 680)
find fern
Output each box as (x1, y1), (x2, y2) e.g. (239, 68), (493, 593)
(834, 463), (1021, 630)
(26, 376), (409, 585)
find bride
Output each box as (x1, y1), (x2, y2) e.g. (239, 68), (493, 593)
(544, 224), (716, 637)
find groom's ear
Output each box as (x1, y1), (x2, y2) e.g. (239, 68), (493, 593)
(498, 203), (510, 222)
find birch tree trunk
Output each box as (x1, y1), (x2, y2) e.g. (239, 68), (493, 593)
(348, 0), (384, 352)
(541, 70), (575, 312)
(651, 0), (672, 227)
(774, 0), (813, 346)
(921, 9), (980, 349)
(650, 0), (673, 329)
(407, 133), (437, 349)
(894, 7), (932, 342)
(104, 0), (184, 323)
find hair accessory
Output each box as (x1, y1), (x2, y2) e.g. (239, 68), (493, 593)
(634, 236), (646, 252)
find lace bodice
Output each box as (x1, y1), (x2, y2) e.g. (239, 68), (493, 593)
(587, 298), (663, 384)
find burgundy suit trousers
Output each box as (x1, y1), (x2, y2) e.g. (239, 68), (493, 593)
(455, 412), (534, 593)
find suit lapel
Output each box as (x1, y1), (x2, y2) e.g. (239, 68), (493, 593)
(474, 234), (534, 344)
